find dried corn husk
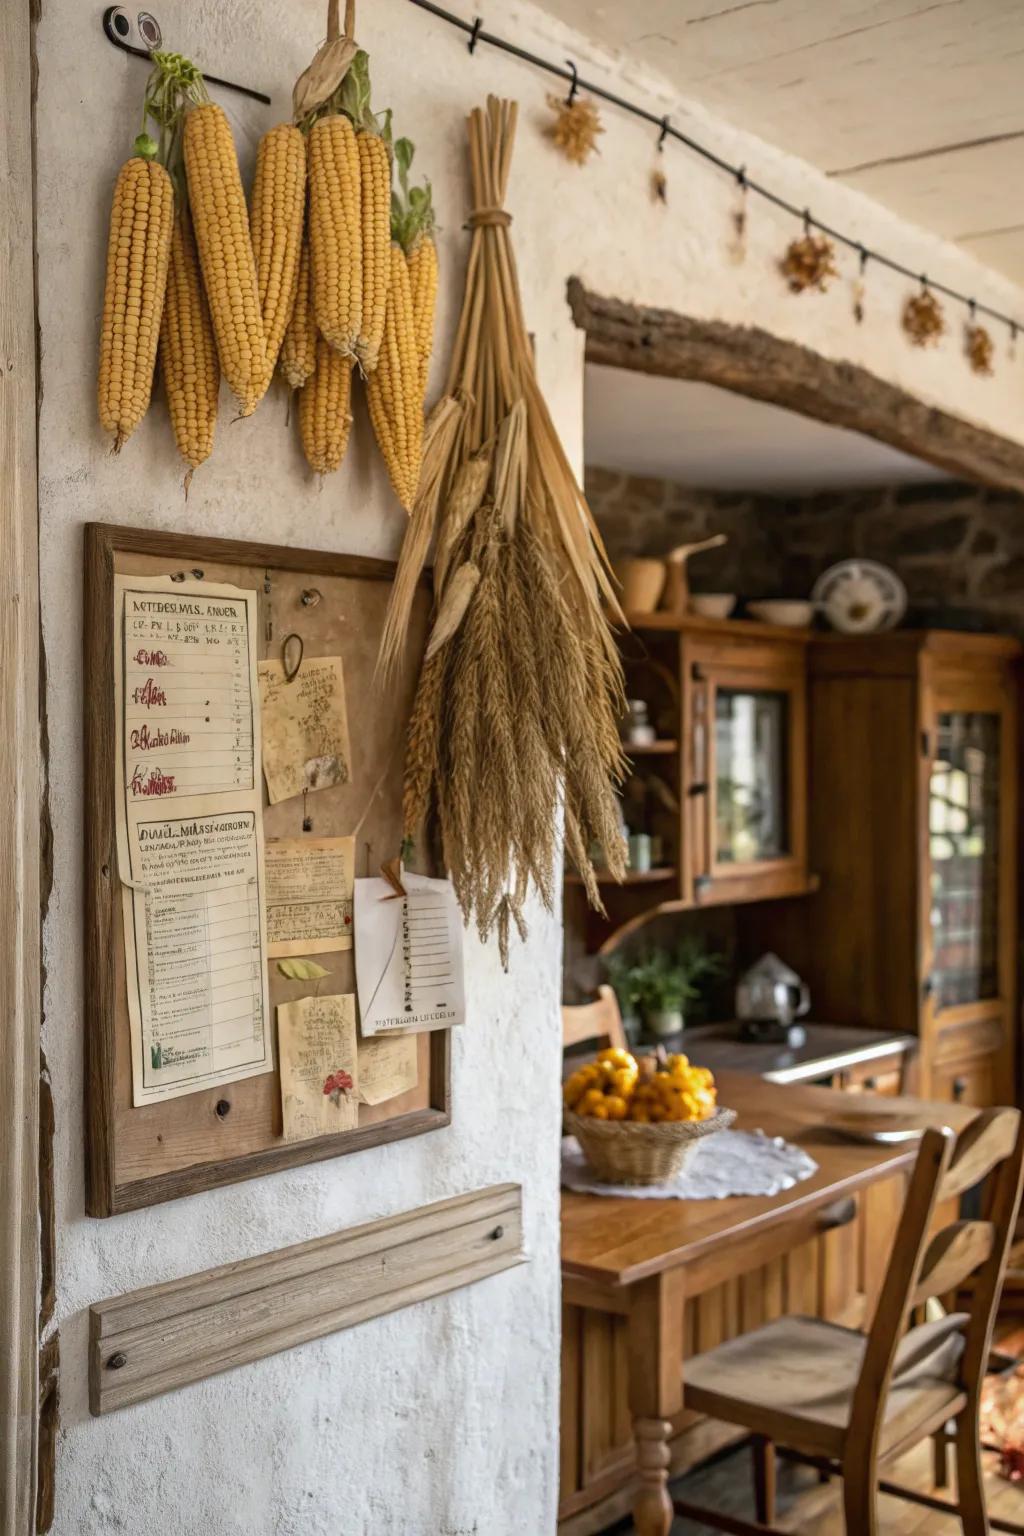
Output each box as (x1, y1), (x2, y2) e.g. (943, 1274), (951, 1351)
(399, 96), (626, 956)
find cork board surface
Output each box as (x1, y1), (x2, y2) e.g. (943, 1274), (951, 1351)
(84, 524), (449, 1215)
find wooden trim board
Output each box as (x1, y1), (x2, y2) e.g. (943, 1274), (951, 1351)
(0, 0), (42, 1528)
(84, 522), (450, 1215)
(567, 280), (1024, 496)
(89, 1184), (524, 1414)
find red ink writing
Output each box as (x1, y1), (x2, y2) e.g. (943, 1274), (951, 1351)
(134, 648), (169, 667)
(132, 678), (167, 707)
(129, 725), (191, 751)
(129, 766), (177, 797)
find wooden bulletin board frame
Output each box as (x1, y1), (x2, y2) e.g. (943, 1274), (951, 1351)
(84, 522), (450, 1216)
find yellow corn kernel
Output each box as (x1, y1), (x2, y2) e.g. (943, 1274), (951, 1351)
(308, 114), (361, 359)
(250, 123), (307, 387)
(184, 101), (267, 416)
(279, 239), (316, 390)
(355, 130), (391, 374)
(160, 208), (219, 479)
(366, 242), (423, 510)
(97, 156), (174, 450)
(298, 336), (353, 475)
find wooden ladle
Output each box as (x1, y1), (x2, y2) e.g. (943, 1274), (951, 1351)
(661, 534), (727, 614)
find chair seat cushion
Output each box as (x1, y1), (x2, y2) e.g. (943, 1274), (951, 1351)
(683, 1312), (967, 1458)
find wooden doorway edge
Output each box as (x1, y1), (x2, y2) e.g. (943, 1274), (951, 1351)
(0, 1), (42, 1531)
(567, 278), (1024, 497)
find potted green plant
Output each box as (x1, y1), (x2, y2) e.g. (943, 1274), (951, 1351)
(601, 951), (643, 1041)
(622, 938), (724, 1039)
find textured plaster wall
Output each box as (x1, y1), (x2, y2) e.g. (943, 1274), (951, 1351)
(33, 0), (1024, 1532)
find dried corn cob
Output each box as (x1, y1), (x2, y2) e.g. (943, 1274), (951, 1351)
(250, 123), (307, 385)
(184, 102), (267, 415)
(298, 335), (354, 474)
(308, 113), (362, 360)
(355, 130), (391, 373)
(366, 242), (422, 509)
(279, 238), (317, 390)
(160, 208), (219, 478)
(406, 233), (438, 397)
(97, 156), (174, 451)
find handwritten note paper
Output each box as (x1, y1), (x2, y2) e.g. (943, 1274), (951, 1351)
(354, 871), (465, 1037)
(114, 575), (273, 1106)
(277, 993), (359, 1142)
(265, 836), (355, 957)
(356, 1032), (419, 1105)
(258, 656), (351, 805)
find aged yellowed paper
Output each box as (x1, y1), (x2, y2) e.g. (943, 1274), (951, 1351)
(258, 656), (351, 805)
(265, 835), (355, 957)
(354, 871), (466, 1036)
(114, 574), (273, 1106)
(277, 992), (359, 1141)
(356, 1032), (419, 1105)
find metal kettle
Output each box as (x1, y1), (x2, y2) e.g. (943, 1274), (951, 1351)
(736, 953), (810, 1026)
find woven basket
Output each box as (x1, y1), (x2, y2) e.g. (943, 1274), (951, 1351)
(565, 1106), (736, 1187)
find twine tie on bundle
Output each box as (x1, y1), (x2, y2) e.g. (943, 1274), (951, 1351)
(466, 206), (512, 229)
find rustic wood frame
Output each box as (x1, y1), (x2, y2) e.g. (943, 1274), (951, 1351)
(567, 279), (1024, 495)
(85, 523), (452, 1216)
(0, 0), (41, 1529)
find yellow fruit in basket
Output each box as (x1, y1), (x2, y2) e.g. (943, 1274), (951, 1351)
(589, 1100), (610, 1120)
(604, 1094), (629, 1121)
(597, 1047), (635, 1069)
(579, 1087), (606, 1114)
(666, 1053), (690, 1078)
(610, 1066), (637, 1098)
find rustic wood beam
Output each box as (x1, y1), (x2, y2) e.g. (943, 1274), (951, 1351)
(567, 279), (1024, 498)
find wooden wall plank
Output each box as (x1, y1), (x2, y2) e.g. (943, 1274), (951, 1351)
(90, 1185), (523, 1415)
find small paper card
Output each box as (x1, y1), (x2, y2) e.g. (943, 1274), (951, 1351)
(265, 835), (355, 956)
(277, 992), (359, 1142)
(356, 1032), (419, 1106)
(258, 656), (351, 805)
(354, 870), (465, 1036)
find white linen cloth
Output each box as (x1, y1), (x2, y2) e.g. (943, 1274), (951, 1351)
(561, 1128), (818, 1200)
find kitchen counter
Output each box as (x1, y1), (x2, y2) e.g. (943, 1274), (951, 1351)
(676, 1021), (916, 1087)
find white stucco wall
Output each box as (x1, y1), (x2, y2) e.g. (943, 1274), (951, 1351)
(35, 2), (1024, 1534)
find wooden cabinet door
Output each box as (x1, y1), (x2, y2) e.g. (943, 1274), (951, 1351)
(919, 654), (1017, 1101)
(684, 638), (808, 907)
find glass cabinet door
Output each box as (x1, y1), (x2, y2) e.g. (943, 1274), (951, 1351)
(714, 688), (789, 865)
(928, 710), (1000, 1008)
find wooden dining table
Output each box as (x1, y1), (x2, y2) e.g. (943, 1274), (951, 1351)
(559, 1070), (975, 1536)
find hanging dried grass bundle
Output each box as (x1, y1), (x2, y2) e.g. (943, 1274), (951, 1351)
(965, 322), (995, 376)
(398, 96), (626, 959)
(779, 232), (838, 293)
(546, 94), (603, 165)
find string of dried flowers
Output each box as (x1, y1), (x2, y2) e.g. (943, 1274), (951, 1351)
(903, 286), (945, 347)
(393, 97), (626, 963)
(546, 92), (603, 165)
(965, 320), (995, 376)
(779, 229), (838, 293)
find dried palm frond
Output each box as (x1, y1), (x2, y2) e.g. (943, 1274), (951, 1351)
(400, 96), (626, 954)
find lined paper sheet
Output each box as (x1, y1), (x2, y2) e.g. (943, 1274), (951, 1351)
(265, 835), (355, 956)
(114, 574), (273, 1106)
(354, 871), (465, 1036)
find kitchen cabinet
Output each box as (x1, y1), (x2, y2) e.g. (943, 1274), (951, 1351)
(741, 630), (1019, 1104)
(574, 614), (815, 947)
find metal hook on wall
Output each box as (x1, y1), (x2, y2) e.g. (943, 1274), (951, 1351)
(100, 8), (272, 105)
(564, 59), (579, 106)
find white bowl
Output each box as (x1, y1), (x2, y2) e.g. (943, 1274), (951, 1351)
(747, 599), (815, 629)
(689, 593), (737, 620)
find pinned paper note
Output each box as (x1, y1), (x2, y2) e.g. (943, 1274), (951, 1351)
(258, 656), (351, 805)
(354, 871), (465, 1036)
(356, 1032), (419, 1105)
(277, 992), (359, 1142)
(265, 835), (355, 956)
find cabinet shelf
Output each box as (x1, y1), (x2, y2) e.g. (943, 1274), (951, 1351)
(623, 739), (678, 757)
(565, 867), (676, 887)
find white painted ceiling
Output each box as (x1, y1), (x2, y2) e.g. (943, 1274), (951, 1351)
(540, 0), (1024, 285)
(584, 364), (949, 491)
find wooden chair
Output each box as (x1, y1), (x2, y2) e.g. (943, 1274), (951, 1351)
(673, 1107), (1024, 1536)
(561, 984), (627, 1054)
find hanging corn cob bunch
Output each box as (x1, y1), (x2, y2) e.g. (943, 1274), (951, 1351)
(249, 122), (307, 389)
(395, 97), (627, 963)
(96, 62), (177, 452)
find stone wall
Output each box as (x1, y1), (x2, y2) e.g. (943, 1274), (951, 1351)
(586, 466), (1024, 635)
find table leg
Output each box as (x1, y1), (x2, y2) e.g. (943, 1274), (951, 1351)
(628, 1269), (686, 1536)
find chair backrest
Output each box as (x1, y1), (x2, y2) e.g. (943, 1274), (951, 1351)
(848, 1106), (1024, 1453)
(562, 985), (627, 1054)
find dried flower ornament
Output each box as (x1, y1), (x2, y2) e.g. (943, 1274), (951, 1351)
(650, 168), (668, 205)
(851, 247), (869, 324)
(546, 92), (603, 165)
(780, 222), (838, 293)
(902, 283), (945, 347)
(965, 311), (994, 376)
(727, 167), (748, 266)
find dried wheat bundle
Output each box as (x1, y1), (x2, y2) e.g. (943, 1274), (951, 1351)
(399, 96), (627, 961)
